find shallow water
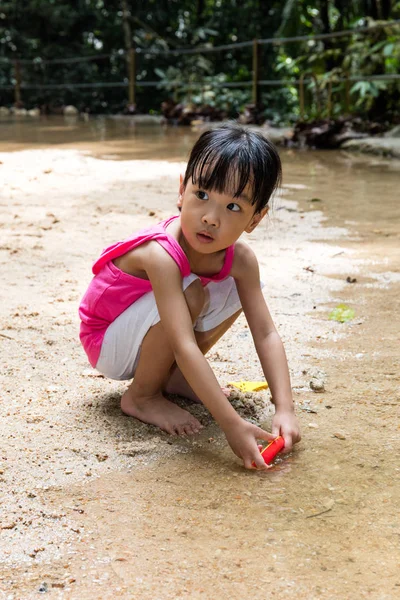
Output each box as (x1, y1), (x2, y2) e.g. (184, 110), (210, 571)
(0, 115), (195, 160)
(1, 114), (399, 233)
(0, 115), (399, 599)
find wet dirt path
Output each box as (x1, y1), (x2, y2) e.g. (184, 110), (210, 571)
(0, 119), (399, 599)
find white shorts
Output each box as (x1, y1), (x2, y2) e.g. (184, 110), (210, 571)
(95, 274), (242, 381)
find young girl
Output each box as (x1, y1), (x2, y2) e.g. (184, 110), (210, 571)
(79, 123), (301, 470)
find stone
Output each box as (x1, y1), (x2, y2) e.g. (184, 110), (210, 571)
(64, 105), (79, 115)
(384, 125), (400, 138)
(310, 379), (325, 393)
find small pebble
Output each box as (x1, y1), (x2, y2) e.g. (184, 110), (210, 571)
(333, 432), (346, 440)
(308, 423), (319, 429)
(96, 454), (108, 462)
(1, 522), (16, 530)
(310, 379), (325, 393)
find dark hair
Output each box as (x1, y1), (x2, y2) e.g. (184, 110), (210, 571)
(183, 122), (282, 213)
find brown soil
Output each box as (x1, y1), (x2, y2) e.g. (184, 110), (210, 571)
(0, 134), (399, 599)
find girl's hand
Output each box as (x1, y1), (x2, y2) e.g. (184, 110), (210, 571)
(224, 418), (276, 470)
(271, 409), (301, 453)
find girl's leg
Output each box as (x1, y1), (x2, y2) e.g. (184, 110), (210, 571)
(121, 280), (206, 436)
(164, 309), (242, 403)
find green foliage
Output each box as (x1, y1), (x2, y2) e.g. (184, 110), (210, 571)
(0, 0), (399, 121)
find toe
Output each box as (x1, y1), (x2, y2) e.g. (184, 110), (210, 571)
(174, 424), (186, 436)
(183, 424), (196, 435)
(164, 423), (178, 436)
(190, 416), (203, 430)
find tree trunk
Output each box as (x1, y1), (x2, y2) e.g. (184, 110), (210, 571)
(319, 0), (331, 34)
(319, 1), (334, 72)
(121, 0), (135, 108)
(197, 0), (205, 22)
(381, 0), (392, 19)
(334, 0), (344, 30)
(366, 0), (379, 19)
(121, 0), (132, 52)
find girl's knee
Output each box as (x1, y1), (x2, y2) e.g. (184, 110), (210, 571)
(184, 279), (205, 322)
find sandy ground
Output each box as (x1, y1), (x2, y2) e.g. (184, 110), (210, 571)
(0, 147), (399, 599)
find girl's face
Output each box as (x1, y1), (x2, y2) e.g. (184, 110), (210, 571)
(179, 179), (267, 254)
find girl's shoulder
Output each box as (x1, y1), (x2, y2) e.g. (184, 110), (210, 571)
(92, 215), (181, 274)
(230, 240), (259, 279)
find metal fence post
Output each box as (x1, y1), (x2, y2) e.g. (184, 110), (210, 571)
(327, 77), (333, 118)
(299, 73), (305, 120)
(14, 60), (22, 106)
(128, 47), (136, 106)
(299, 72), (320, 120)
(344, 72), (350, 113)
(252, 39), (259, 106)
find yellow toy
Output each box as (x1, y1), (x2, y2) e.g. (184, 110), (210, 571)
(228, 381), (268, 392)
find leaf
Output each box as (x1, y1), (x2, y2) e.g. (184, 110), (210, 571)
(329, 304), (355, 323)
(350, 81), (363, 93)
(367, 40), (387, 56)
(383, 43), (394, 57)
(350, 81), (370, 98)
(154, 67), (166, 79)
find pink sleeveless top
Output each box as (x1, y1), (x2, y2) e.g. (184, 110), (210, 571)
(79, 216), (235, 367)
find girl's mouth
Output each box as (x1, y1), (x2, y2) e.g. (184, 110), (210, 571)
(196, 232), (214, 243)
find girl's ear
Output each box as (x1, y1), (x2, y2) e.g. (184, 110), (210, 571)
(179, 173), (185, 196)
(177, 174), (185, 211)
(245, 206), (269, 233)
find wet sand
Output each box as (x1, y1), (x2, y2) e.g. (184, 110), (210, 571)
(0, 119), (399, 599)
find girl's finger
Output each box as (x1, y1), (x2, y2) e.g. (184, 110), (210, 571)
(282, 434), (293, 453)
(255, 427), (276, 442)
(253, 455), (270, 470)
(243, 458), (256, 470)
(271, 424), (280, 437)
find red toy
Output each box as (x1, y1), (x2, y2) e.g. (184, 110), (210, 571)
(253, 436), (285, 467)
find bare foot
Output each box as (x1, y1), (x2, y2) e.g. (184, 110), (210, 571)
(121, 388), (203, 436)
(165, 367), (231, 403)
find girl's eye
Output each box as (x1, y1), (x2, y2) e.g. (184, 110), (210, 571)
(196, 190), (209, 200)
(227, 202), (241, 212)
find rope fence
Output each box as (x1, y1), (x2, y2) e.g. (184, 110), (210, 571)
(1, 19), (399, 63)
(1, 73), (399, 91)
(0, 19), (399, 117)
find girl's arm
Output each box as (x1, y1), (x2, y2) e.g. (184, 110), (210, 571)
(144, 243), (275, 469)
(232, 242), (301, 451)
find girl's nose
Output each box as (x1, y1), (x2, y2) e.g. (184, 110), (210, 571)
(201, 210), (219, 227)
